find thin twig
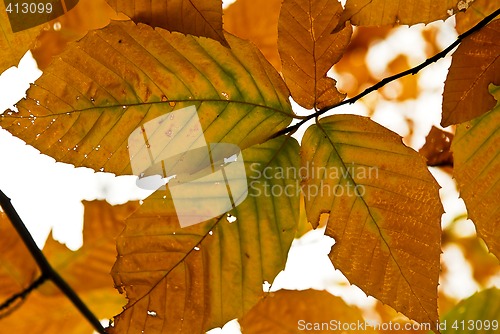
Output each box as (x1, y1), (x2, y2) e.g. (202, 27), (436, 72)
(270, 7), (500, 139)
(0, 275), (47, 314)
(0, 190), (106, 334)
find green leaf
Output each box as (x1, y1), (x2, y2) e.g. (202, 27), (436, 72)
(110, 136), (301, 333)
(438, 288), (500, 334)
(451, 84), (500, 260)
(0, 21), (293, 175)
(301, 114), (443, 327)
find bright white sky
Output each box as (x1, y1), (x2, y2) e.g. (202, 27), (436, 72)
(0, 9), (496, 334)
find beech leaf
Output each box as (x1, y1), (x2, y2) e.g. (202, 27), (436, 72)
(110, 136), (301, 333)
(105, 0), (227, 45)
(278, 0), (352, 109)
(239, 289), (377, 333)
(0, 21), (293, 175)
(224, 0), (282, 70)
(441, 20), (500, 127)
(337, 0), (461, 28)
(301, 115), (443, 327)
(0, 200), (131, 333)
(452, 84), (500, 260)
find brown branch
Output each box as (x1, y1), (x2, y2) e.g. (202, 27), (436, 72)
(0, 190), (106, 334)
(270, 7), (500, 139)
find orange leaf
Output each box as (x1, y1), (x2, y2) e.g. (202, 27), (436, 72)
(105, 0), (227, 45)
(278, 0), (352, 109)
(224, 0), (282, 70)
(337, 0), (459, 28)
(441, 20), (500, 127)
(239, 289), (377, 333)
(455, 0), (500, 34)
(0, 212), (38, 300)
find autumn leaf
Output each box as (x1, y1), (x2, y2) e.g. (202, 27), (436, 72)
(301, 115), (443, 327)
(224, 0), (282, 70)
(0, 0), (123, 74)
(110, 136), (301, 333)
(0, 200), (131, 333)
(0, 212), (38, 301)
(455, 0), (500, 34)
(239, 289), (377, 333)
(337, 0), (460, 28)
(439, 288), (500, 334)
(0, 20), (293, 175)
(278, 0), (352, 109)
(105, 0), (227, 45)
(441, 20), (500, 127)
(451, 84), (500, 260)
(419, 126), (454, 167)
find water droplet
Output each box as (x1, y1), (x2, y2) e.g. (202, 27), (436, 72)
(226, 214), (237, 223)
(17, 122), (20, 126)
(53, 22), (61, 31)
(90, 98), (95, 103)
(209, 230), (213, 236)
(35, 100), (40, 106)
(122, 105), (127, 109)
(58, 139), (62, 143)
(194, 246), (200, 251)
(161, 95), (167, 102)
(76, 96), (80, 100)
(173, 232), (176, 235)
(147, 310), (157, 317)
(84, 154), (88, 158)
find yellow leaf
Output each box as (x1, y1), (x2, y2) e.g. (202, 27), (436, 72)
(301, 115), (443, 327)
(277, 0), (352, 109)
(105, 0), (227, 45)
(452, 84), (500, 261)
(224, 0), (282, 71)
(239, 289), (377, 333)
(441, 20), (500, 127)
(110, 136), (301, 333)
(0, 21), (293, 175)
(338, 0), (459, 27)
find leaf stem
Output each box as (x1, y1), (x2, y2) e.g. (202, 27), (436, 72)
(270, 7), (500, 139)
(0, 190), (106, 334)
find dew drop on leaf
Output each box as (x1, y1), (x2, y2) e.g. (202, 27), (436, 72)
(226, 214), (237, 223)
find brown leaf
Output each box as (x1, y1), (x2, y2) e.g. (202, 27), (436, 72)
(105, 0), (227, 45)
(278, 0), (352, 109)
(239, 289), (377, 333)
(224, 0), (282, 70)
(419, 126), (454, 167)
(441, 20), (500, 127)
(452, 84), (500, 260)
(301, 115), (443, 328)
(337, 0), (459, 28)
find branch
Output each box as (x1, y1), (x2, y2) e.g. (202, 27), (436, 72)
(0, 190), (106, 334)
(0, 275), (47, 314)
(271, 7), (500, 139)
